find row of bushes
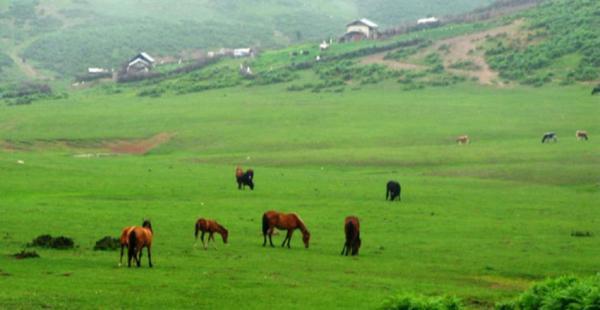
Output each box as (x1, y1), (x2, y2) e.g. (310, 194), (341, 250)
(484, 0), (600, 84)
(380, 275), (600, 309)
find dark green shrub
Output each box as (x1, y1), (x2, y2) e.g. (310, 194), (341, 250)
(496, 275), (600, 310)
(381, 293), (464, 310)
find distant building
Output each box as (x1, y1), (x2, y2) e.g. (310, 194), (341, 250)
(417, 17), (440, 26)
(127, 52), (155, 72)
(233, 48), (255, 58)
(88, 67), (109, 74)
(341, 18), (379, 42)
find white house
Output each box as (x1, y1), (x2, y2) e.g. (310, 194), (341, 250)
(127, 52), (155, 72)
(417, 17), (440, 25)
(88, 67), (108, 74)
(341, 18), (379, 42)
(233, 48), (254, 58)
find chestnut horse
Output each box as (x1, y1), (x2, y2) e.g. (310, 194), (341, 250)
(576, 130), (589, 141)
(262, 210), (310, 248)
(194, 218), (228, 249)
(236, 166), (254, 190)
(341, 216), (361, 256)
(119, 220), (153, 268)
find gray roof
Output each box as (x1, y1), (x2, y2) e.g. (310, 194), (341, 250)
(347, 18), (378, 28)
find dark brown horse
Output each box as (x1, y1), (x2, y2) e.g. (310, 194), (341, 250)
(341, 216), (361, 256)
(119, 220), (153, 268)
(195, 218), (228, 249)
(236, 166), (254, 190)
(262, 211), (310, 248)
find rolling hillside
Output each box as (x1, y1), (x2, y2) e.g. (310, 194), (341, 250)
(0, 0), (495, 79)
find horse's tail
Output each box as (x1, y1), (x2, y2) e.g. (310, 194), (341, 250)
(386, 185), (389, 200)
(194, 221), (200, 240)
(262, 213), (269, 236)
(346, 221), (356, 242)
(128, 229), (137, 259)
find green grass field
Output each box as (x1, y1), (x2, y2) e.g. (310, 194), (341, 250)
(0, 81), (598, 308)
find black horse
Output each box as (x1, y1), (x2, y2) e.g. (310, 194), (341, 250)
(386, 181), (401, 201)
(541, 132), (557, 143)
(237, 169), (254, 190)
(592, 86), (600, 95)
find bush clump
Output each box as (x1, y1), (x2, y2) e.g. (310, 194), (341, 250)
(381, 293), (464, 310)
(496, 275), (600, 310)
(14, 250), (40, 259)
(28, 234), (75, 249)
(93, 236), (120, 251)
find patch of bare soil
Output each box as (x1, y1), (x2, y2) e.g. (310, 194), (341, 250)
(1, 132), (175, 155)
(435, 20), (524, 85)
(106, 132), (175, 155)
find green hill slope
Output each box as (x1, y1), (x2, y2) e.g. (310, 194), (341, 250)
(0, 0), (494, 78)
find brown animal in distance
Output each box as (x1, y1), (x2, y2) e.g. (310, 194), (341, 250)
(456, 135), (470, 145)
(194, 218), (228, 249)
(576, 130), (589, 141)
(341, 216), (361, 256)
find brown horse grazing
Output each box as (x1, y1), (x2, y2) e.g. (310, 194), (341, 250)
(236, 166), (255, 190)
(194, 218), (228, 249)
(124, 220), (153, 268)
(341, 216), (361, 256)
(119, 226), (135, 267)
(262, 211), (310, 248)
(576, 130), (589, 141)
(456, 135), (470, 145)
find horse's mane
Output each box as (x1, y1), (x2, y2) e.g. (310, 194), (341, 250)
(291, 213), (309, 234)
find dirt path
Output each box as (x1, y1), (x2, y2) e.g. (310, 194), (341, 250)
(106, 133), (176, 155)
(359, 20), (524, 86)
(1, 35), (47, 80)
(434, 20), (524, 85)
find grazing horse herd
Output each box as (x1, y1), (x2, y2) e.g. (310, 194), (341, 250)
(118, 167), (386, 267)
(119, 128), (592, 267)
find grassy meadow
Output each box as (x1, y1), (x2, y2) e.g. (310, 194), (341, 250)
(0, 81), (599, 308)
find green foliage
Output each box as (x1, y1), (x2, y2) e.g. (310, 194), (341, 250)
(485, 0), (600, 84)
(384, 42), (432, 60)
(448, 60), (481, 71)
(0, 51), (14, 72)
(5, 0), (493, 78)
(381, 294), (464, 310)
(249, 67), (296, 86)
(496, 276), (600, 310)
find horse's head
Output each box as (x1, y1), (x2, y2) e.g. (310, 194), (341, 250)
(302, 231), (311, 249)
(220, 226), (229, 244)
(142, 219), (153, 232)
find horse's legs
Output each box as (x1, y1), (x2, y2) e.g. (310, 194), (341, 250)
(341, 243), (347, 255)
(268, 229), (275, 247)
(147, 245), (153, 268)
(137, 248), (143, 267)
(209, 233), (217, 249)
(120, 244), (124, 266)
(282, 230), (293, 248)
(201, 231), (207, 249)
